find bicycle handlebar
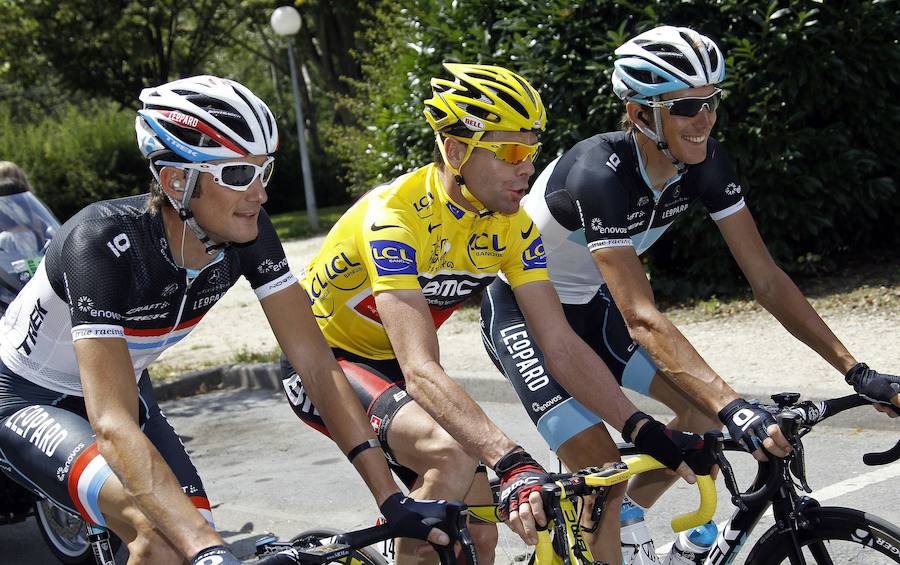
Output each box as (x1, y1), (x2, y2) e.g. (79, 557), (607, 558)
(257, 500), (475, 565)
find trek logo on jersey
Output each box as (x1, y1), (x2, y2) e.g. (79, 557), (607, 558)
(725, 182), (742, 196)
(162, 283), (178, 297)
(370, 240), (417, 275)
(522, 236), (546, 271)
(16, 298), (48, 355)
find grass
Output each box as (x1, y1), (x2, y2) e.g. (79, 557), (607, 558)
(231, 346), (281, 364)
(269, 204), (352, 240)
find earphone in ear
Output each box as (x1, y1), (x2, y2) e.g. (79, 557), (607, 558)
(172, 180), (184, 191)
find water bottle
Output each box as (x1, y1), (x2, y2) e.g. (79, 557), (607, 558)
(620, 498), (659, 564)
(662, 521), (718, 565)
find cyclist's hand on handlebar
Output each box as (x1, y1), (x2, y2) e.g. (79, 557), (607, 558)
(625, 412), (700, 484)
(494, 447), (549, 545)
(379, 493), (451, 546)
(191, 545), (242, 565)
(719, 398), (791, 461)
(845, 363), (900, 416)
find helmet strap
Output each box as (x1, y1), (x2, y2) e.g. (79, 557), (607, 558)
(632, 100), (686, 174)
(435, 132), (490, 215)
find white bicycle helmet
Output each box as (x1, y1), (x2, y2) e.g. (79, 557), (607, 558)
(135, 75), (278, 161)
(134, 75), (279, 253)
(612, 26), (725, 102)
(611, 26), (725, 170)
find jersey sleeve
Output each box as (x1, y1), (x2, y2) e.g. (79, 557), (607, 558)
(566, 161), (632, 251)
(501, 212), (549, 289)
(60, 221), (131, 341)
(238, 209), (298, 301)
(361, 204), (423, 294)
(696, 139), (746, 221)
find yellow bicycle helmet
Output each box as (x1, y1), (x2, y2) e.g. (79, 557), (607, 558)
(424, 63), (546, 214)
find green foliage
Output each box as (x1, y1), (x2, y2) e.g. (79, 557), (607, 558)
(269, 204), (352, 240)
(336, 0), (900, 299)
(231, 346), (281, 364)
(0, 102), (146, 220)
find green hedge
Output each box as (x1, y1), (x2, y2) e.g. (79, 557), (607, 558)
(338, 0), (900, 298)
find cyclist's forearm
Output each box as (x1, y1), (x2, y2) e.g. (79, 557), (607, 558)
(754, 270), (856, 374)
(404, 360), (518, 467)
(96, 424), (221, 557)
(629, 311), (737, 413)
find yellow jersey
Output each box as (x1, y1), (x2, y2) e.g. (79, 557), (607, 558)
(303, 163), (548, 359)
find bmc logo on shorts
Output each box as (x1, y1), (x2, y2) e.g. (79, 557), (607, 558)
(370, 240), (417, 276)
(522, 236), (546, 270)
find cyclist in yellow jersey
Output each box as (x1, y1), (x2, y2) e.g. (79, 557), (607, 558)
(281, 64), (704, 565)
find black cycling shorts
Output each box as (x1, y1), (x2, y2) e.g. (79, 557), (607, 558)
(480, 278), (658, 451)
(0, 367), (211, 527)
(281, 349), (486, 490)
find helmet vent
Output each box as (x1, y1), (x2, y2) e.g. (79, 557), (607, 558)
(180, 93), (254, 142)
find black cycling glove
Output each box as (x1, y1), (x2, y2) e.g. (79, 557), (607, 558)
(845, 363), (900, 408)
(379, 493), (446, 541)
(623, 412), (704, 472)
(494, 447), (550, 520)
(718, 398), (777, 453)
(191, 545), (242, 565)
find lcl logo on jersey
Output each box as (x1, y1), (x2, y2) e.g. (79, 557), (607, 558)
(308, 252), (367, 298)
(467, 233), (506, 269)
(522, 237), (546, 270)
(413, 192), (434, 219)
(370, 240), (417, 275)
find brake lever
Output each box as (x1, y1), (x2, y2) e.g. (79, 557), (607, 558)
(778, 411), (812, 493)
(713, 437), (748, 511)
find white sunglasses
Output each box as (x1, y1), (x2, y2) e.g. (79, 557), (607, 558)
(156, 156), (275, 192)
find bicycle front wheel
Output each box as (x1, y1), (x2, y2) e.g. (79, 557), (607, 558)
(290, 528), (390, 565)
(745, 506), (900, 564)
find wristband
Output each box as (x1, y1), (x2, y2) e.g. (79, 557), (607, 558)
(493, 445), (530, 475)
(346, 438), (381, 463)
(622, 411), (650, 444)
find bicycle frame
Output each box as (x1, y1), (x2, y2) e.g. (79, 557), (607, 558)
(468, 453), (717, 565)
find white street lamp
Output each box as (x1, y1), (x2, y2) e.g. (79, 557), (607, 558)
(271, 5), (318, 230)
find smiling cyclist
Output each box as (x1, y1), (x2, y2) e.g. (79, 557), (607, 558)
(0, 75), (448, 565)
(481, 25), (900, 564)
(279, 62), (707, 565)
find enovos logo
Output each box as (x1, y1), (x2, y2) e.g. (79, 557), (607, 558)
(257, 257), (289, 274)
(589, 218), (627, 235)
(76, 296), (93, 312)
(725, 182), (742, 196)
(532, 395), (562, 413)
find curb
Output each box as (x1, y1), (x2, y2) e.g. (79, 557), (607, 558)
(154, 363), (895, 431)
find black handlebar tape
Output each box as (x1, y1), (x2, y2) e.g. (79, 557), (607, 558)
(864, 439), (900, 466)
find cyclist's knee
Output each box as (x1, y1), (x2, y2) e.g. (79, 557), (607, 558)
(671, 405), (721, 433)
(417, 438), (479, 496)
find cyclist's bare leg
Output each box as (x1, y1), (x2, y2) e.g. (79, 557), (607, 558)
(386, 400), (494, 565)
(96, 471), (187, 564)
(626, 371), (721, 507)
(464, 473), (497, 565)
(556, 423), (625, 565)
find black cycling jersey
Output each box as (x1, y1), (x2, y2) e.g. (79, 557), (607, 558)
(524, 130), (745, 304)
(0, 194), (296, 395)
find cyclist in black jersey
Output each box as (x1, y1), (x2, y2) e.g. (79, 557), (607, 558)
(0, 76), (448, 565)
(482, 25), (899, 564)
